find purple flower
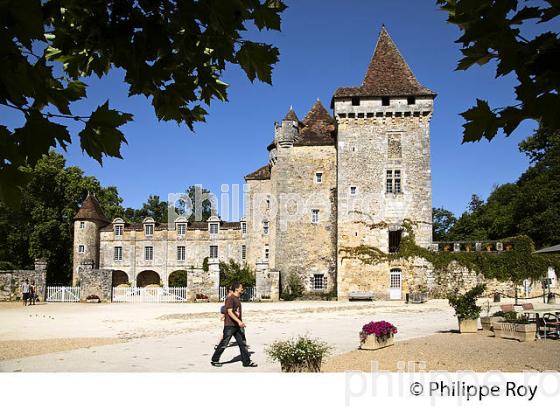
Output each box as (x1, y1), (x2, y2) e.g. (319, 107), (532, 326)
(360, 320), (398, 341)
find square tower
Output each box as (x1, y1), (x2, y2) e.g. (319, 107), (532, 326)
(332, 27), (436, 300)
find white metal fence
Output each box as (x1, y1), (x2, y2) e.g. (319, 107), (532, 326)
(46, 286), (80, 303)
(112, 287), (188, 303)
(219, 286), (256, 302)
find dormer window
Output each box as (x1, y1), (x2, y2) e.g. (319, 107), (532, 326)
(114, 225), (124, 236)
(241, 222), (247, 234)
(209, 223), (219, 234)
(177, 223), (186, 236)
(145, 224), (154, 236)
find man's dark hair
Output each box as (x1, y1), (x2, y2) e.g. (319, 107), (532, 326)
(229, 282), (242, 292)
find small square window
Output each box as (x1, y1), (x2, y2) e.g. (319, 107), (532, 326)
(311, 209), (320, 224)
(351, 97), (360, 106)
(78, 245), (85, 254)
(382, 97), (390, 106)
(407, 96), (416, 105)
(350, 186), (357, 195)
(315, 172), (323, 183)
(312, 274), (326, 290)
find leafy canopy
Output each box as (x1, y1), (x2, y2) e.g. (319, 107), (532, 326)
(437, 0), (560, 143)
(0, 0), (287, 205)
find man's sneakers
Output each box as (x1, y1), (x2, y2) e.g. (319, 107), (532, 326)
(210, 361), (222, 367)
(243, 361), (258, 368)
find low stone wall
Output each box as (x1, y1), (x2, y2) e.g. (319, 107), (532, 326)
(0, 260), (47, 302)
(78, 265), (112, 302)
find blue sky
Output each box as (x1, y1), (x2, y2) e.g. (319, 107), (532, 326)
(2, 0), (539, 218)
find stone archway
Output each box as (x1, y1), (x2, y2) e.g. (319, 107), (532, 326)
(136, 270), (161, 287)
(112, 270), (129, 287)
(168, 270), (188, 287)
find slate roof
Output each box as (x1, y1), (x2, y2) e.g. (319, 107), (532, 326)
(333, 27), (435, 99)
(294, 100), (335, 146)
(74, 193), (110, 224)
(244, 164), (271, 180)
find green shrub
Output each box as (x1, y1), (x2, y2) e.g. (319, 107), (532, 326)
(202, 257), (209, 272)
(447, 284), (486, 320)
(219, 259), (256, 288)
(168, 270), (188, 287)
(0, 261), (15, 270)
(281, 273), (304, 301)
(265, 335), (332, 372)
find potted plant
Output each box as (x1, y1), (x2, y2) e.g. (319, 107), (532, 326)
(447, 284), (485, 333)
(493, 313), (537, 342)
(265, 335), (332, 372)
(359, 320), (398, 350)
(86, 294), (100, 303)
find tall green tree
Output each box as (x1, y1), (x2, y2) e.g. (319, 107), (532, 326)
(432, 207), (457, 241)
(437, 0), (560, 143)
(0, 152), (123, 284)
(0, 0), (287, 205)
(448, 127), (560, 248)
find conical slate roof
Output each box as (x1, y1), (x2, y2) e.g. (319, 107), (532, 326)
(295, 100), (335, 146)
(283, 106), (299, 122)
(333, 27), (435, 98)
(74, 193), (110, 224)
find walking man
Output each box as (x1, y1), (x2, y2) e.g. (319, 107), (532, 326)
(211, 282), (257, 368)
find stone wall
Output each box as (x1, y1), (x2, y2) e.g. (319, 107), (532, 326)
(78, 263), (112, 302)
(0, 260), (47, 302)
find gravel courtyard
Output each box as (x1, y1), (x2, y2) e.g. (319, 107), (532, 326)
(0, 299), (557, 372)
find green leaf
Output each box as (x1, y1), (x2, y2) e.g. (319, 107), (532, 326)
(252, 0), (287, 31)
(236, 42), (279, 84)
(79, 101), (133, 164)
(461, 99), (500, 143)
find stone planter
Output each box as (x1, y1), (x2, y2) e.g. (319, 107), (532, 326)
(359, 334), (395, 350)
(458, 318), (478, 333)
(480, 316), (503, 331)
(493, 322), (536, 342)
(280, 359), (323, 373)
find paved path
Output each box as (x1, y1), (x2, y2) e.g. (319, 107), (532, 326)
(0, 300), (458, 372)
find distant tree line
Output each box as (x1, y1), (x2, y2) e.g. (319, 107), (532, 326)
(433, 127), (560, 249)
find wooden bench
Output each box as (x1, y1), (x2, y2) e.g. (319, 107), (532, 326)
(348, 291), (374, 301)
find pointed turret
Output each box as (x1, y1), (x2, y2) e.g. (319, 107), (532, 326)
(333, 26), (435, 99)
(295, 99), (335, 146)
(74, 192), (110, 224)
(283, 106), (299, 122)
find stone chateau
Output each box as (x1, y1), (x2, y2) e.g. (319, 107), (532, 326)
(73, 27), (437, 302)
